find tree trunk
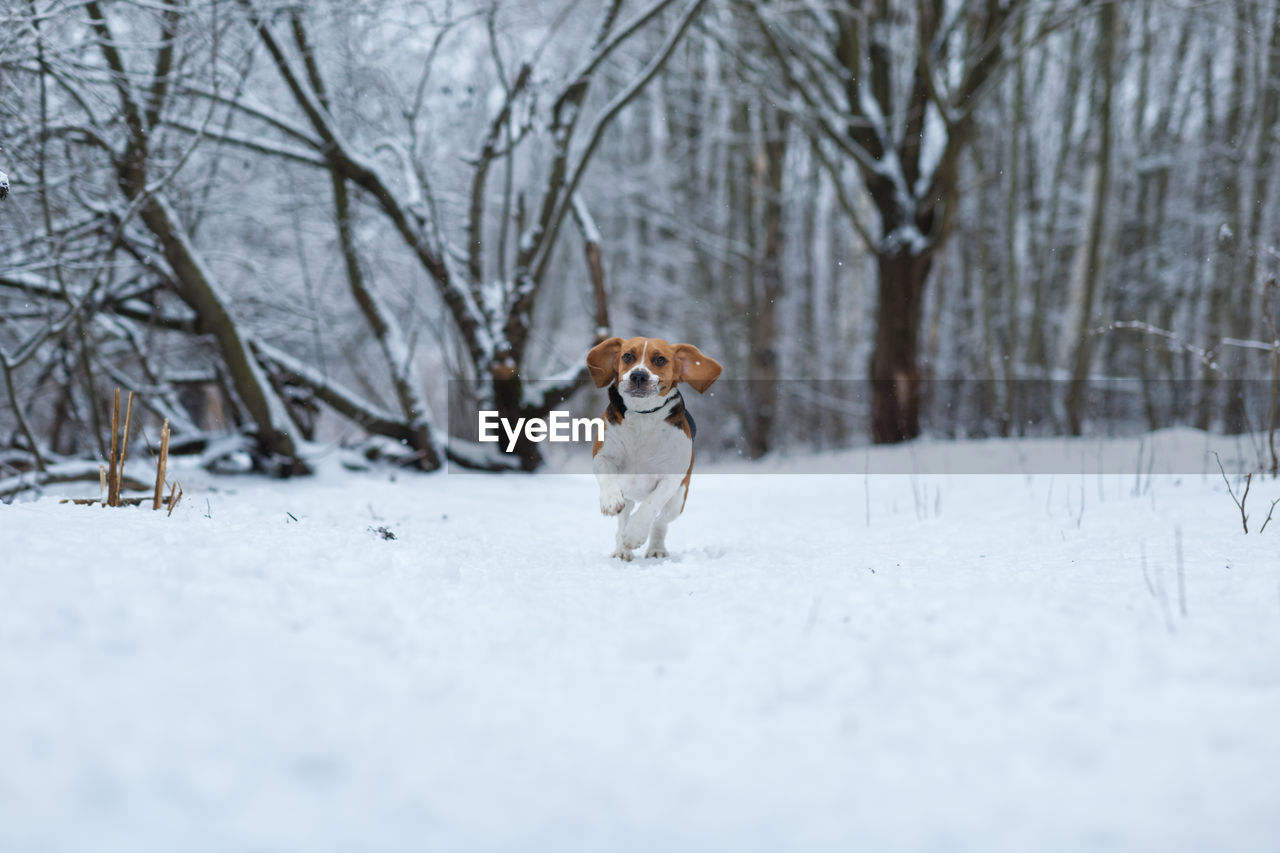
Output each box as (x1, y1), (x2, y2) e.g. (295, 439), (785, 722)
(1064, 2), (1116, 436)
(329, 173), (441, 470)
(1220, 1), (1250, 433)
(745, 106), (787, 459)
(1004, 18), (1028, 435)
(1026, 22), (1085, 378)
(869, 250), (931, 443)
(489, 375), (539, 472)
(974, 143), (1002, 434)
(1193, 29), (1220, 431)
(84, 0), (306, 474)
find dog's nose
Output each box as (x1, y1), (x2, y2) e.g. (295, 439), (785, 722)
(630, 370), (650, 384)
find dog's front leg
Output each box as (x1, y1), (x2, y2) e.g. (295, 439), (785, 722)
(612, 499), (637, 561)
(621, 474), (684, 551)
(644, 491), (684, 559)
(593, 449), (626, 517)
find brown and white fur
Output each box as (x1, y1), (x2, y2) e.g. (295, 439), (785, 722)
(587, 336), (722, 560)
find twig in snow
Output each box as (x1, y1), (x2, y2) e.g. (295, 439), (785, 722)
(1175, 525), (1186, 618)
(1260, 497), (1280, 534)
(1076, 453), (1086, 529)
(863, 448), (871, 528)
(910, 470), (924, 521)
(1143, 440), (1156, 496)
(1132, 438), (1145, 498)
(1140, 541), (1156, 598)
(1151, 549), (1176, 635)
(1213, 452), (1250, 533)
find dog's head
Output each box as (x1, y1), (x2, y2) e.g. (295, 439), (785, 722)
(587, 336), (722, 401)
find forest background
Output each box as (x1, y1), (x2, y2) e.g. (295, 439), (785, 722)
(2, 0), (1278, 479)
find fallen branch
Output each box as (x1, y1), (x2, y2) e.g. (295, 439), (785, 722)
(251, 340), (412, 442)
(0, 461), (149, 500)
(61, 497), (148, 507)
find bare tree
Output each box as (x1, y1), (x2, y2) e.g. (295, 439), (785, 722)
(744, 0), (1031, 443)
(4, 0), (1279, 473)
(1063, 0), (1116, 435)
(223, 0), (707, 469)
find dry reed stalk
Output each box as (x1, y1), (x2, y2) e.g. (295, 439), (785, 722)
(117, 391), (134, 496)
(108, 389), (120, 506)
(153, 420), (170, 510)
(167, 481), (182, 516)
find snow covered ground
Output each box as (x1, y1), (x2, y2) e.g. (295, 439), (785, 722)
(2, 430), (1279, 852)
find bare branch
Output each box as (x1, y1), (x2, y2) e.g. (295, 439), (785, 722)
(570, 194), (610, 341)
(251, 340), (411, 442)
(164, 119), (328, 166)
(1213, 452), (1251, 534)
(468, 63), (532, 286)
(239, 0), (492, 372)
(1261, 498), (1280, 534)
(177, 84), (324, 146)
(532, 0), (709, 286)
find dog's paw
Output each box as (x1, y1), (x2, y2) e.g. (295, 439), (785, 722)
(600, 491), (625, 516)
(621, 525), (649, 551)
(611, 548), (634, 562)
(644, 547), (669, 559)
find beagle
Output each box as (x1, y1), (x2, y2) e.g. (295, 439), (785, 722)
(586, 336), (722, 560)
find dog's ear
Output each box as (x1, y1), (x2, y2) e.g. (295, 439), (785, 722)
(673, 344), (722, 393)
(586, 337), (624, 388)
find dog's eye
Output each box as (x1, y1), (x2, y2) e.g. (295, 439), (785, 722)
(652, 355), (667, 367)
(621, 352), (635, 364)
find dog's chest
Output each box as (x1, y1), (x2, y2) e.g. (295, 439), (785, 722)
(605, 414), (691, 476)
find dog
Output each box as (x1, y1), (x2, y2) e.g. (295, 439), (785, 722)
(586, 336), (722, 560)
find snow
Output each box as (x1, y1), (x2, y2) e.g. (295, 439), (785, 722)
(570, 193), (602, 244)
(2, 433), (1279, 852)
(371, 140), (421, 208)
(479, 278), (508, 322)
(915, 100), (947, 198)
(521, 356), (591, 409)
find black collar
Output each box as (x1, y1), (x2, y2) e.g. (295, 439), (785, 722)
(630, 390), (682, 415)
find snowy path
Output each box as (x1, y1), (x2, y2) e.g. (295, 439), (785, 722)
(2, 435), (1279, 851)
